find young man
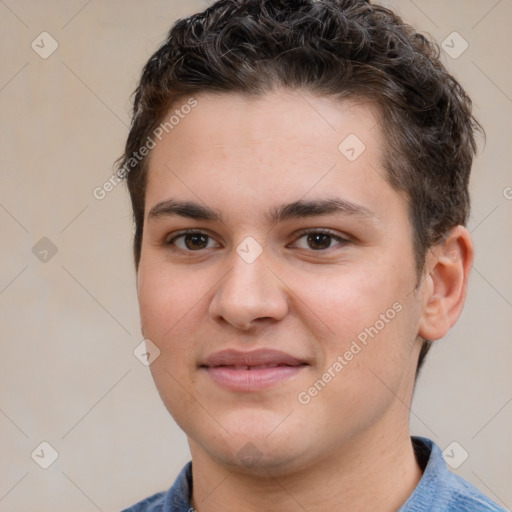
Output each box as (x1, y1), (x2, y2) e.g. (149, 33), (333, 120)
(119, 0), (504, 510)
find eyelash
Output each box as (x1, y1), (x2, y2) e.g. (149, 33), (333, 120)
(292, 229), (351, 250)
(165, 228), (351, 252)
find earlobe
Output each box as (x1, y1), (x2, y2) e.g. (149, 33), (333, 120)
(418, 226), (474, 342)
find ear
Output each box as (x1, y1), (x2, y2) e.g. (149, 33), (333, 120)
(418, 226), (474, 341)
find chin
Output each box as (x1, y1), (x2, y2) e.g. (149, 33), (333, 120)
(187, 409), (320, 476)
(208, 438), (311, 476)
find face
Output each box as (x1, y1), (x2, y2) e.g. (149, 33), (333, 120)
(137, 91), (426, 474)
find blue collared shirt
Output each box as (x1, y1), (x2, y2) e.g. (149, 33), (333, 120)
(121, 437), (506, 511)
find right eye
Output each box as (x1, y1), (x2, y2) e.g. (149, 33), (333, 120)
(166, 230), (221, 251)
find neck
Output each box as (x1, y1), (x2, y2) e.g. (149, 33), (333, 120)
(189, 421), (423, 512)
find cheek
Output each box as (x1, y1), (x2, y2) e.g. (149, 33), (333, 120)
(137, 258), (205, 341)
(137, 259), (211, 394)
(291, 264), (408, 340)
(149, 359), (205, 437)
(290, 260), (420, 383)
(137, 261), (205, 425)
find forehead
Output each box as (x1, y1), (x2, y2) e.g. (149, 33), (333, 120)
(144, 90), (402, 226)
(149, 90), (383, 169)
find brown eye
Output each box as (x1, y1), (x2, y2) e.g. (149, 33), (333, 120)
(183, 233), (209, 250)
(167, 231), (220, 251)
(291, 230), (349, 251)
(306, 233), (333, 250)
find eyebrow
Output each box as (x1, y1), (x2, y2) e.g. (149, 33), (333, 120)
(148, 199), (221, 221)
(147, 198), (377, 223)
(269, 198), (376, 223)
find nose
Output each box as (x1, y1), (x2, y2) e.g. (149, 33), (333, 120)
(208, 247), (289, 331)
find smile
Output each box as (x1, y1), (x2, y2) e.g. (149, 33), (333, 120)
(200, 349), (309, 391)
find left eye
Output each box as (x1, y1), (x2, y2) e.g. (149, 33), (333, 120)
(168, 232), (220, 251)
(292, 231), (347, 251)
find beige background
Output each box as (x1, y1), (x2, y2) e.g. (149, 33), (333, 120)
(0, 1), (511, 511)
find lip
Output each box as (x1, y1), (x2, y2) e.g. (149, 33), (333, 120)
(200, 349), (309, 391)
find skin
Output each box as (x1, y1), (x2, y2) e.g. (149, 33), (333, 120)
(136, 90), (473, 512)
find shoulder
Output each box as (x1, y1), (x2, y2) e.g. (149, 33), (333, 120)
(121, 490), (167, 512)
(438, 468), (506, 511)
(120, 462), (193, 512)
(400, 437), (507, 512)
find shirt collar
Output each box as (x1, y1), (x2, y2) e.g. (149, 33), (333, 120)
(167, 437), (441, 511)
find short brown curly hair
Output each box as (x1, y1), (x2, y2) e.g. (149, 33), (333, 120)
(118, 0), (482, 372)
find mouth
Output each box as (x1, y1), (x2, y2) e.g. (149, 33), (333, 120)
(200, 349), (309, 391)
